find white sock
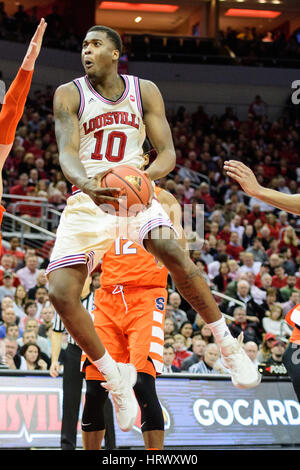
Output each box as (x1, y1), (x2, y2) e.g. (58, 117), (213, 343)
(207, 316), (231, 344)
(93, 350), (118, 379)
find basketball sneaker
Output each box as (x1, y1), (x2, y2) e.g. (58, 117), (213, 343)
(220, 333), (261, 389)
(102, 362), (138, 432)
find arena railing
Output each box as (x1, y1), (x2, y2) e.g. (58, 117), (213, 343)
(174, 164), (210, 187)
(2, 211), (55, 254)
(211, 289), (291, 343)
(2, 193), (62, 231)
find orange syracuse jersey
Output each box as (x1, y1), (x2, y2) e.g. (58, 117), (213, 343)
(100, 237), (168, 288)
(100, 185), (168, 288)
(286, 303), (300, 344)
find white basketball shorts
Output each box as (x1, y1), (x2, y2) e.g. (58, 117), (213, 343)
(46, 190), (175, 276)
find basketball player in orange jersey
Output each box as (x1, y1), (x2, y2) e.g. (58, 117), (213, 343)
(47, 25), (260, 433)
(81, 184), (186, 451)
(0, 18), (47, 251)
(224, 159), (300, 403)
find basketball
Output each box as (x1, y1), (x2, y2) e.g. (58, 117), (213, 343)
(101, 164), (152, 216)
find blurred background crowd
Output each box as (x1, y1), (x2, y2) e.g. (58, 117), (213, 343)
(0, 1), (299, 378)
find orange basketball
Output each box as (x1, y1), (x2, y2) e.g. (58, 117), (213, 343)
(101, 164), (152, 216)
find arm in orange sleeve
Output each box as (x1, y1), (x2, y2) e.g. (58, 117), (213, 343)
(0, 18), (47, 151)
(0, 18), (47, 247)
(0, 67), (34, 146)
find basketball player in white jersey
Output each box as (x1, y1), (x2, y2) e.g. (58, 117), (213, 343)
(47, 26), (261, 431)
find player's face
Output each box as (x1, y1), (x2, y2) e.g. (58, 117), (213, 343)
(81, 31), (119, 78)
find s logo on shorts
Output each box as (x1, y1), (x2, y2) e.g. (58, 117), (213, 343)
(155, 297), (165, 311)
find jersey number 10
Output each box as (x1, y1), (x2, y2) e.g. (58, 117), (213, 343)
(91, 130), (127, 162)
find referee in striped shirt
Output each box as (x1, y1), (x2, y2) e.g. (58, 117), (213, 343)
(50, 287), (115, 450)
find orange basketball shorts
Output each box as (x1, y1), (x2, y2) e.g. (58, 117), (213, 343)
(83, 285), (167, 380)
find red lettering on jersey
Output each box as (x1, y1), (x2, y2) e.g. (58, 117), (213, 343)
(129, 113), (139, 129)
(106, 112), (113, 125)
(83, 112), (140, 135)
(120, 111), (130, 125)
(113, 112), (120, 124)
(95, 115), (103, 129)
(83, 122), (89, 135)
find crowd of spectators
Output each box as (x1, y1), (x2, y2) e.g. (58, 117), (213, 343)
(0, 2), (82, 52)
(1, 1), (300, 68)
(220, 26), (300, 65)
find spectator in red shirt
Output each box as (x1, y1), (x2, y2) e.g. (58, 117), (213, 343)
(266, 238), (279, 258)
(278, 211), (289, 235)
(262, 155), (277, 181)
(205, 221), (221, 241)
(219, 223), (231, 244)
(28, 138), (44, 158)
(187, 150), (200, 172)
(172, 333), (192, 369)
(18, 186), (41, 220)
(9, 173), (29, 198)
(226, 231), (244, 260)
(3, 237), (25, 264)
(0, 254), (20, 287)
(272, 265), (288, 289)
(278, 226), (299, 259)
(34, 158), (48, 180)
(265, 213), (280, 240)
(198, 182), (215, 213)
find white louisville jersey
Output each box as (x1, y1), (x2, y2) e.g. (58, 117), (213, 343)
(73, 74), (146, 177)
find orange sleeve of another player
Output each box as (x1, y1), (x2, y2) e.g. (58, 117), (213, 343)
(0, 68), (34, 145)
(0, 204), (5, 255)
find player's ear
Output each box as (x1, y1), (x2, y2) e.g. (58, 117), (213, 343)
(112, 49), (120, 62)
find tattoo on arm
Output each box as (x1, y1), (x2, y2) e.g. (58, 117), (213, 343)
(55, 101), (79, 154)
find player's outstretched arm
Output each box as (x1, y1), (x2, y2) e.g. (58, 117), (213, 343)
(22, 17), (47, 71)
(224, 160), (300, 216)
(140, 80), (176, 181)
(0, 19), (47, 150)
(0, 18), (47, 200)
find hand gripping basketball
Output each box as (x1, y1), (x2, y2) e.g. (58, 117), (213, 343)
(81, 171), (125, 207)
(100, 165), (153, 216)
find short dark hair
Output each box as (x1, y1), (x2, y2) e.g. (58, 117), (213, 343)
(164, 343), (175, 352)
(87, 25), (122, 56)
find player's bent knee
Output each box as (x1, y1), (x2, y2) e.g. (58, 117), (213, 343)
(48, 275), (82, 311)
(81, 380), (107, 432)
(134, 372), (164, 432)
